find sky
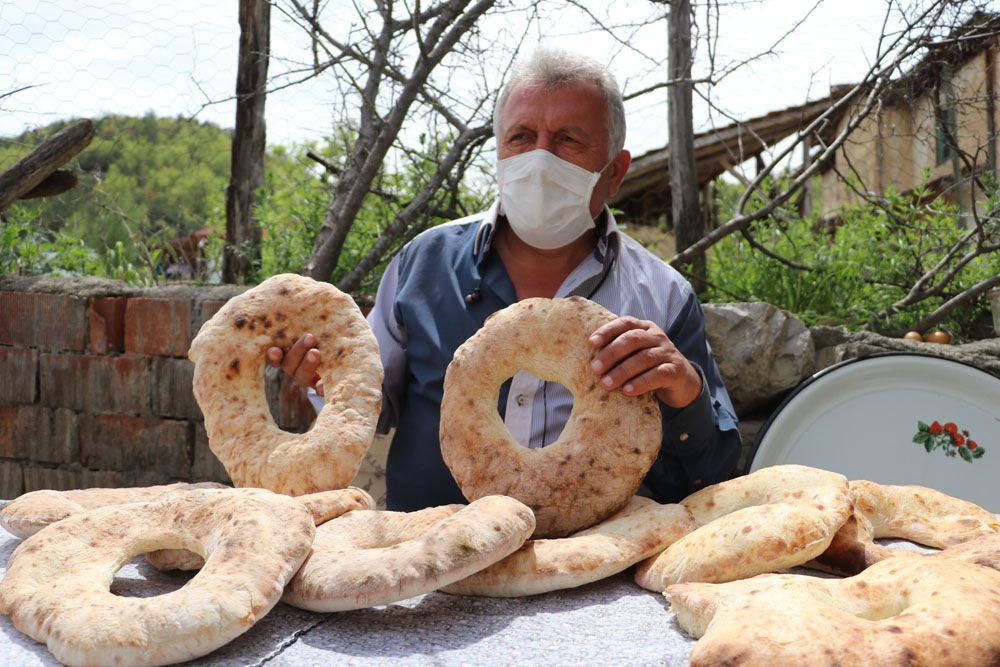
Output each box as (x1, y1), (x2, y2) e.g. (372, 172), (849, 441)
(1, 0), (918, 163)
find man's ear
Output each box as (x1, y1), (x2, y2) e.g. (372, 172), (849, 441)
(606, 150), (632, 198)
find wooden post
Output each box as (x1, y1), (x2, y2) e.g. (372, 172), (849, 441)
(0, 119), (93, 212)
(224, 0), (270, 284)
(668, 0), (704, 291)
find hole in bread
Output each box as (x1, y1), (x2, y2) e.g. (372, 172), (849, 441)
(264, 365), (313, 434)
(110, 553), (197, 598)
(505, 373), (573, 448)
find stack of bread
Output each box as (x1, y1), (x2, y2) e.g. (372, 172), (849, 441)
(0, 275), (996, 666)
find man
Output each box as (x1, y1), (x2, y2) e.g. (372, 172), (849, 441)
(271, 48), (741, 510)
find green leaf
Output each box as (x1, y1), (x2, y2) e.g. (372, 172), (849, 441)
(972, 448), (985, 459)
(924, 440), (933, 453)
(918, 421), (930, 432)
(913, 433), (930, 444)
(959, 447), (974, 462)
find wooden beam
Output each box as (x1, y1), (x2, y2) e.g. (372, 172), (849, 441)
(0, 119), (93, 212)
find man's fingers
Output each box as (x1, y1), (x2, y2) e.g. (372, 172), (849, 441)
(265, 346), (284, 367)
(590, 325), (660, 375)
(597, 346), (670, 392)
(588, 316), (646, 349)
(279, 333), (317, 376)
(292, 348), (321, 387)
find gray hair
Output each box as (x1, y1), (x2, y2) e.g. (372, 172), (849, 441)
(493, 48), (627, 160)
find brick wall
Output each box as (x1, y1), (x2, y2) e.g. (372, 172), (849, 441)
(0, 276), (318, 499)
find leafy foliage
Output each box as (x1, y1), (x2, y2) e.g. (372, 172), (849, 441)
(1, 115), (488, 293)
(704, 180), (999, 338)
(1, 114), (231, 252)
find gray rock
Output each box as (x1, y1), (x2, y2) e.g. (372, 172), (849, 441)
(811, 326), (1000, 379)
(704, 302), (815, 415)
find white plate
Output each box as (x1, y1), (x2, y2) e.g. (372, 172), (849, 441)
(750, 353), (1000, 512)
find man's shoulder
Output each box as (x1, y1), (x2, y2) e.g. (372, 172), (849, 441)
(396, 212), (489, 274)
(614, 230), (693, 296)
(407, 212), (486, 249)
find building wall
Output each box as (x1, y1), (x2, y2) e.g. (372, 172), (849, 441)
(820, 42), (998, 214)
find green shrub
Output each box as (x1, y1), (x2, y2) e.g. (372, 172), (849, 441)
(705, 184), (999, 338)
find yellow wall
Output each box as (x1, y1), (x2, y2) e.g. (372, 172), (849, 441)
(820, 42), (998, 214)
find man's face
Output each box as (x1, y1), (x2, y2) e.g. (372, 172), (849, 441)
(498, 80), (630, 218)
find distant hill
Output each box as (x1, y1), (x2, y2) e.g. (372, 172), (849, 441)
(1, 114), (232, 250)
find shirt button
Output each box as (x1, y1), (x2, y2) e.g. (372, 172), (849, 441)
(515, 394), (526, 406)
(679, 432), (689, 442)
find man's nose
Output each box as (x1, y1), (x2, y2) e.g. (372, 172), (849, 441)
(533, 133), (556, 153)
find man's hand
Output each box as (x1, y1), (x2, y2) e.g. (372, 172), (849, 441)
(265, 333), (325, 396)
(587, 317), (701, 409)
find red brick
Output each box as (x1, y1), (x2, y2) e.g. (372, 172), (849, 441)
(0, 346), (37, 404)
(0, 291), (86, 351)
(125, 297), (191, 357)
(152, 358), (202, 419)
(79, 415), (191, 477)
(40, 354), (150, 415)
(88, 296), (127, 354)
(0, 460), (23, 498)
(192, 423), (231, 484)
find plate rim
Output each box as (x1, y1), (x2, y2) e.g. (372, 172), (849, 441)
(748, 350), (1000, 471)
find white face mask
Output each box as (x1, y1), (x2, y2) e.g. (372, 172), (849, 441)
(497, 149), (609, 250)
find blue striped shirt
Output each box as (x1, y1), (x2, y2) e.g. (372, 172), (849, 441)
(365, 202), (741, 510)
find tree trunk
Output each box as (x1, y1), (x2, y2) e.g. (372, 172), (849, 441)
(224, 0), (270, 284)
(668, 0), (704, 291)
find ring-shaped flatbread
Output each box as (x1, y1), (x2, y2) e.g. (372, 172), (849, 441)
(0, 488), (317, 666)
(808, 479), (1000, 575)
(440, 297), (662, 538)
(282, 495), (535, 611)
(145, 487), (376, 572)
(665, 555), (1000, 666)
(635, 464), (852, 590)
(0, 482), (225, 539)
(442, 496), (696, 597)
(189, 273), (383, 495)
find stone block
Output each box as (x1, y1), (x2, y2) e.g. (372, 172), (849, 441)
(0, 291), (86, 352)
(40, 354), (150, 415)
(196, 298), (231, 335)
(0, 459), (23, 498)
(0, 346), (37, 404)
(0, 405), (77, 464)
(0, 404), (48, 460)
(79, 415), (192, 478)
(125, 297), (192, 357)
(192, 423), (231, 484)
(87, 296), (127, 354)
(152, 357), (202, 420)
(22, 465), (125, 493)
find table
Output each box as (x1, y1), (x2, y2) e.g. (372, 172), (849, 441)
(0, 525), (698, 666)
